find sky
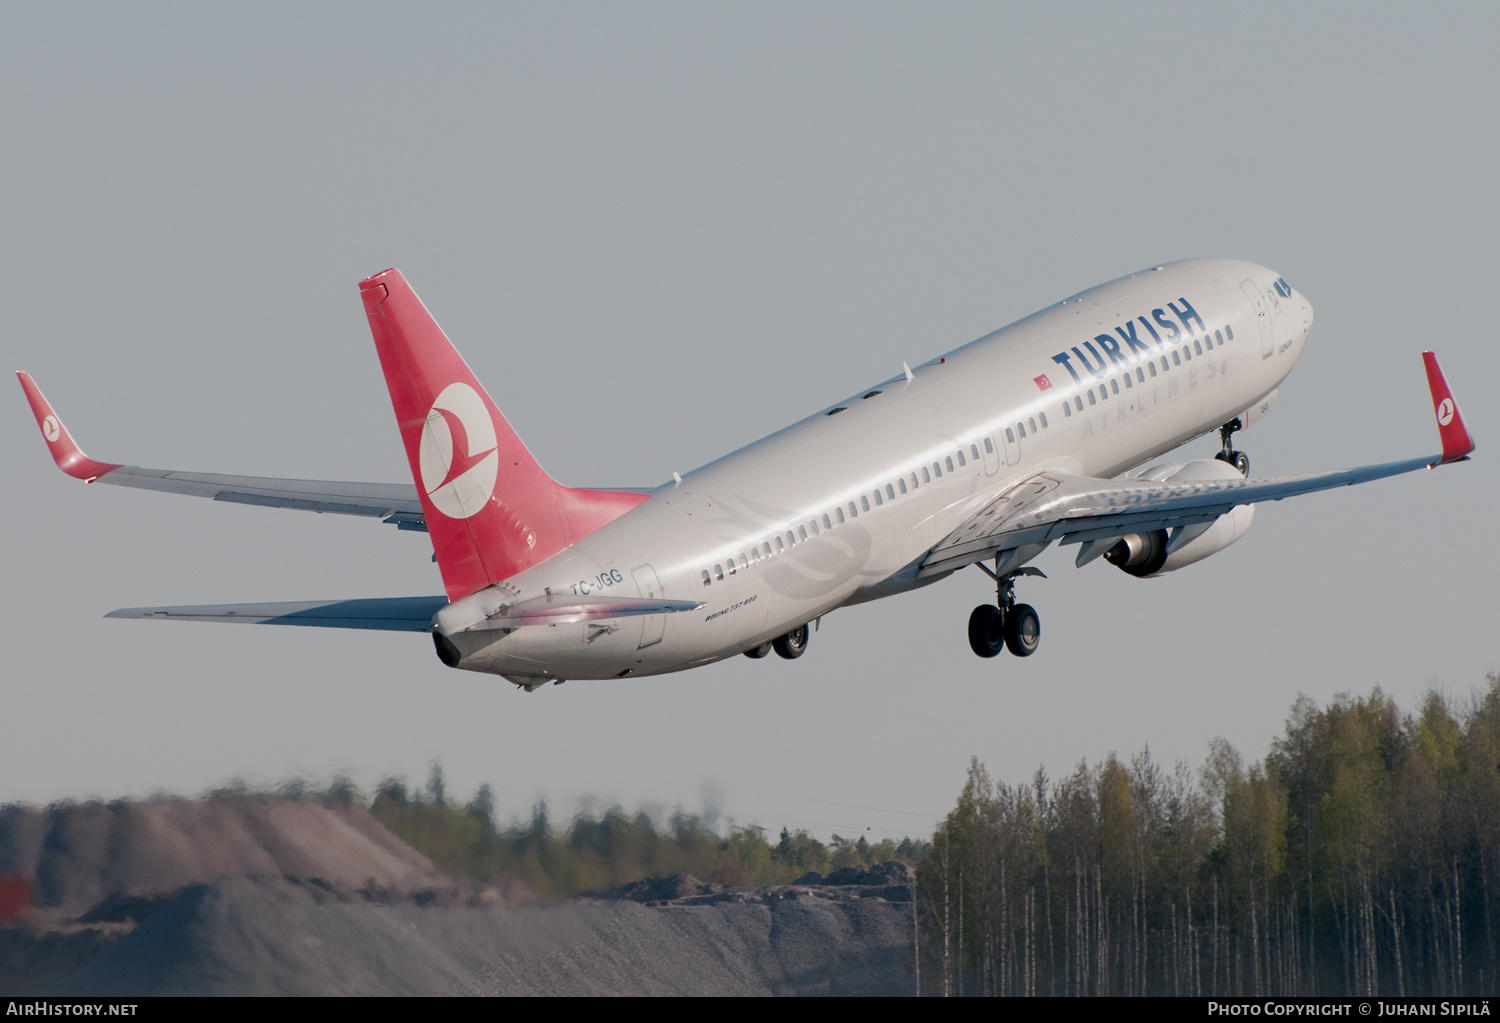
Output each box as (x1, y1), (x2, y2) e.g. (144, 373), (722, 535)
(2, 3), (1496, 843)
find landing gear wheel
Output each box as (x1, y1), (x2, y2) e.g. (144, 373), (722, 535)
(968, 605), (1006, 658)
(1004, 603), (1040, 657)
(773, 624), (809, 660)
(1233, 451), (1250, 476)
(744, 642), (773, 659)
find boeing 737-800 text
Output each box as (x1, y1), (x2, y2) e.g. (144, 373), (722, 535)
(19, 259), (1474, 689)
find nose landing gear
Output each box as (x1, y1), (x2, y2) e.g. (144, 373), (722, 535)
(968, 561), (1045, 659)
(1214, 418), (1250, 476)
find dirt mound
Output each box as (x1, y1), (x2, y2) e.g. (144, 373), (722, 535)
(46, 875), (914, 996)
(0, 797), (451, 918)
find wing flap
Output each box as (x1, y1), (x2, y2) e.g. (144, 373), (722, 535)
(440, 593), (706, 633)
(107, 596), (449, 631)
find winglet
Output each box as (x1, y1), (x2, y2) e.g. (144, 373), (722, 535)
(16, 373), (122, 482)
(1422, 353), (1475, 464)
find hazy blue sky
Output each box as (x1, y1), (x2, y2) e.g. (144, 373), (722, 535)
(3, 3), (1495, 842)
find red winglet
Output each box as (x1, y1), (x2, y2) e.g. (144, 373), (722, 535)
(15, 372), (122, 481)
(1422, 353), (1475, 464)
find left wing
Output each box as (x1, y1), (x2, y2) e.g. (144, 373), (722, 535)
(18, 372), (430, 530)
(921, 351), (1475, 578)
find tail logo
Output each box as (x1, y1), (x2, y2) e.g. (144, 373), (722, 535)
(41, 415), (61, 443)
(418, 383), (499, 520)
(1438, 398), (1455, 426)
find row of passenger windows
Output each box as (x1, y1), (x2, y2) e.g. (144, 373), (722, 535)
(698, 428), (1049, 587)
(1060, 324), (1233, 418)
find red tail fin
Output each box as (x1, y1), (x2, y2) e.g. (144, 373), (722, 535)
(360, 269), (647, 601)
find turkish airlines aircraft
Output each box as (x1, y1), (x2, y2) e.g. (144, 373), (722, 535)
(19, 259), (1475, 690)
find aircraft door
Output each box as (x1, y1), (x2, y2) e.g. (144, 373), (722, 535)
(1001, 424), (1021, 466)
(631, 563), (665, 649)
(982, 434), (1000, 475)
(1240, 280), (1274, 359)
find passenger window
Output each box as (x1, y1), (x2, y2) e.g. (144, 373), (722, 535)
(1111, 380), (1119, 395)
(808, 520), (818, 537)
(1074, 396), (1084, 412)
(850, 501), (859, 518)
(1137, 368), (1145, 383)
(898, 478), (908, 495)
(1215, 329), (1223, 346)
(1194, 340), (1203, 356)
(1063, 403), (1072, 418)
(970, 444), (980, 461)
(886, 484), (895, 500)
(1017, 422), (1026, 438)
(787, 530), (797, 547)
(923, 466), (932, 483)
(1006, 427), (1015, 443)
(1087, 391), (1097, 406)
(750, 548), (760, 564)
(799, 525), (808, 542)
(715, 564), (724, 580)
(945, 457), (954, 472)
(1098, 386), (1107, 401)
(727, 559), (736, 575)
(1039, 412), (1048, 428)
(874, 490), (883, 506)
(836, 507), (845, 525)
(861, 496), (871, 512)
(957, 451), (966, 467)
(1183, 346), (1192, 361)
(1226, 325), (1234, 340)
(1029, 416), (1038, 433)
(764, 542), (773, 557)
(775, 537), (784, 552)
(1123, 374), (1132, 389)
(910, 472), (919, 489)
(1161, 356), (1170, 372)
(822, 514), (832, 530)
(1149, 362), (1157, 378)
(702, 569), (711, 587)
(1172, 351), (1181, 366)
(984, 437), (994, 454)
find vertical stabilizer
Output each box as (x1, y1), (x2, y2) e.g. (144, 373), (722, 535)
(360, 269), (647, 601)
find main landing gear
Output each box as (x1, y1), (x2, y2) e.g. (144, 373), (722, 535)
(968, 562), (1045, 659)
(744, 622), (811, 660)
(1214, 418), (1250, 476)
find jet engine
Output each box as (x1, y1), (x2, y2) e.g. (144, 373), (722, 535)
(1103, 459), (1255, 578)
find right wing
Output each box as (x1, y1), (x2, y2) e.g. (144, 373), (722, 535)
(921, 351), (1475, 578)
(18, 372), (429, 530)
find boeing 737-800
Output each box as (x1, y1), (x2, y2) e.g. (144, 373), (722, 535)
(18, 258), (1474, 690)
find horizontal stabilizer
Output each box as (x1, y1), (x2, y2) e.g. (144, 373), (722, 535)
(438, 593), (705, 633)
(107, 596), (449, 631)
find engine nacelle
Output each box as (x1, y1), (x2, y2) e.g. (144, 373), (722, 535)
(1104, 458), (1255, 578)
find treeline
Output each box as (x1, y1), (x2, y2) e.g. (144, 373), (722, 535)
(327, 769), (924, 896)
(919, 675), (1500, 997)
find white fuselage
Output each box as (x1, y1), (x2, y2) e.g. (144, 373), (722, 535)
(447, 258), (1314, 684)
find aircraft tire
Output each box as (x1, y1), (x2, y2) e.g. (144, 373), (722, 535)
(1005, 604), (1041, 658)
(968, 605), (1006, 658)
(773, 624), (809, 660)
(744, 642), (773, 659)
(1234, 452), (1250, 476)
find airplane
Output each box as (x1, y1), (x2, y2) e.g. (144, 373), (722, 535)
(18, 259), (1475, 691)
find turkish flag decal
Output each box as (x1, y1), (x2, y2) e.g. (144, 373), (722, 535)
(1033, 374), (1053, 391)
